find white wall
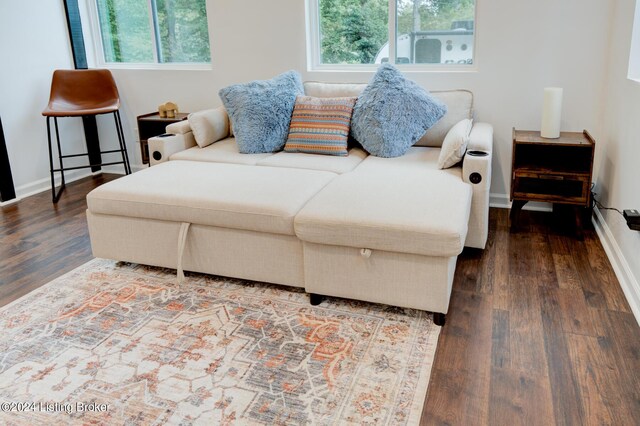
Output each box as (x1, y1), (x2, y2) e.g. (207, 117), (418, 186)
(596, 0), (640, 320)
(2, 0), (613, 201)
(0, 1), (91, 198)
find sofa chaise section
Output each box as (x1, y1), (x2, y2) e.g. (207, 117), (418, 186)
(295, 164), (472, 316)
(87, 160), (336, 287)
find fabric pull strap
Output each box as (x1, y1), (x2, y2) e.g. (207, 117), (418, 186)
(360, 248), (372, 258)
(177, 222), (191, 283)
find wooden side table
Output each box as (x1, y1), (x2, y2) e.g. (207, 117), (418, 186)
(510, 129), (595, 239)
(137, 112), (188, 164)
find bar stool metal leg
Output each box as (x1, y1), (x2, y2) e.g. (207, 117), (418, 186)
(46, 117), (57, 203)
(114, 111), (131, 174)
(46, 116), (66, 203)
(53, 117), (66, 201)
(112, 112), (126, 174)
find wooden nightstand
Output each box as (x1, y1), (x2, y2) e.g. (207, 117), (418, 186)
(510, 128), (595, 238)
(137, 112), (188, 164)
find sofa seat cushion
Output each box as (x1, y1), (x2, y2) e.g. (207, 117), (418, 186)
(354, 146), (457, 175)
(256, 147), (368, 174)
(295, 168), (472, 257)
(87, 161), (336, 236)
(170, 138), (273, 165)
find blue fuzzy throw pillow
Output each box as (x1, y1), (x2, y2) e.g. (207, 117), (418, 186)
(351, 64), (447, 157)
(219, 71), (304, 153)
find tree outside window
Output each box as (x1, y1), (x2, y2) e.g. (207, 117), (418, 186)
(316, 0), (475, 66)
(96, 0), (210, 64)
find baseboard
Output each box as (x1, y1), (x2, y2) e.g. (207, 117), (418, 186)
(0, 163), (145, 206)
(489, 193), (552, 212)
(592, 207), (640, 326)
(1, 169), (94, 205)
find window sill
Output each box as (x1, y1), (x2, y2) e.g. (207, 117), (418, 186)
(308, 64), (478, 73)
(97, 63), (213, 71)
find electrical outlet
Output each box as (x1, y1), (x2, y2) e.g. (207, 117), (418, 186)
(623, 209), (640, 231)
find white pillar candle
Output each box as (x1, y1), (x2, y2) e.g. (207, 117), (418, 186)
(541, 87), (563, 138)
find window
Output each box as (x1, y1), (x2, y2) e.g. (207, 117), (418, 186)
(308, 0), (476, 69)
(395, 0), (474, 65)
(94, 0), (210, 66)
(316, 0), (389, 65)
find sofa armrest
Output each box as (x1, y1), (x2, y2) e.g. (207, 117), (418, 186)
(463, 123), (492, 185)
(166, 120), (192, 135)
(467, 122), (493, 154)
(462, 122), (493, 249)
(148, 132), (196, 166)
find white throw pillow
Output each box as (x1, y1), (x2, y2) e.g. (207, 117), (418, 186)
(438, 118), (473, 169)
(187, 107), (230, 148)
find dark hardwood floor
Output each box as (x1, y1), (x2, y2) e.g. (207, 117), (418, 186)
(0, 174), (119, 306)
(423, 208), (640, 425)
(1, 175), (639, 425)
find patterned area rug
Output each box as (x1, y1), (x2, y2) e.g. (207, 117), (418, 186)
(0, 259), (440, 425)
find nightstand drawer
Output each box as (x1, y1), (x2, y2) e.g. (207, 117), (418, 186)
(512, 172), (589, 205)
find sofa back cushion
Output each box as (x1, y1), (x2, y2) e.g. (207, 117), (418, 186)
(304, 82), (367, 98)
(304, 83), (473, 148)
(188, 107), (230, 148)
(415, 90), (474, 147)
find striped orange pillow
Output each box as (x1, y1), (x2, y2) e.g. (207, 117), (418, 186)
(284, 96), (357, 156)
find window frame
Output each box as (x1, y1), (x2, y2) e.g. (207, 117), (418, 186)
(86, 0), (213, 71)
(306, 0), (479, 72)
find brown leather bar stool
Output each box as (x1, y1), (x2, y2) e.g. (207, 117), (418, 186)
(42, 69), (131, 203)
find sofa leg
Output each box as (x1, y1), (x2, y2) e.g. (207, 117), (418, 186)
(309, 293), (324, 306)
(433, 312), (446, 326)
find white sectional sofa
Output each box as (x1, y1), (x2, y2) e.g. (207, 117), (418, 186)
(86, 82), (492, 325)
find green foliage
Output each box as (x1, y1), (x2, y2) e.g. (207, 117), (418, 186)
(319, 0), (475, 65)
(397, 0), (475, 34)
(319, 0), (388, 64)
(97, 0), (154, 63)
(96, 0), (210, 64)
(155, 0), (210, 63)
